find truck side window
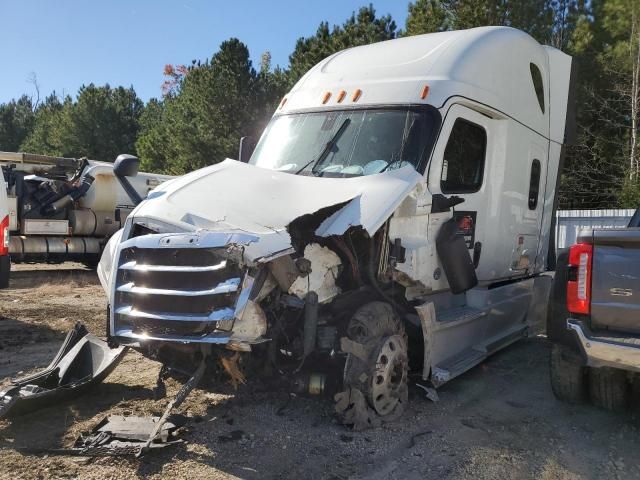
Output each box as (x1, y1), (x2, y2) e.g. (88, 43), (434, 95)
(530, 63), (545, 113)
(528, 159), (541, 210)
(441, 118), (486, 194)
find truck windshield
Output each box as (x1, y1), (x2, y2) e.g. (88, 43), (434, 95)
(249, 108), (438, 177)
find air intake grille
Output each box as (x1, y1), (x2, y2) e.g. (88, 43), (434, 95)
(112, 243), (245, 341)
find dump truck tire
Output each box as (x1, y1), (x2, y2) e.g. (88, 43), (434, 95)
(335, 302), (408, 430)
(550, 344), (587, 404)
(589, 367), (628, 411)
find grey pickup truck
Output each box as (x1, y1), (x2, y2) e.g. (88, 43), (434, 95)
(548, 211), (640, 410)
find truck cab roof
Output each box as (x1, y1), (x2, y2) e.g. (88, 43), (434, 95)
(280, 26), (572, 145)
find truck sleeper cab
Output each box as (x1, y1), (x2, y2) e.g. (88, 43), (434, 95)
(99, 27), (575, 429)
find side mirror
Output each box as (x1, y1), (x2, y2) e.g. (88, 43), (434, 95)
(430, 194), (465, 213)
(238, 136), (256, 163)
(113, 154), (143, 206)
(113, 154), (140, 177)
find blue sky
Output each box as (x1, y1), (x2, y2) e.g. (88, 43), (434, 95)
(0, 0), (408, 104)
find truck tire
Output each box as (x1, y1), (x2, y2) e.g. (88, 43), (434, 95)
(550, 344), (587, 403)
(335, 302), (408, 430)
(589, 367), (628, 411)
(0, 255), (10, 289)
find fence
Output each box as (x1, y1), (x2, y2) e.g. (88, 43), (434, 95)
(555, 209), (635, 249)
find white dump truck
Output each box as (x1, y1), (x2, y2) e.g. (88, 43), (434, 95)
(98, 27), (575, 428)
(0, 152), (172, 286)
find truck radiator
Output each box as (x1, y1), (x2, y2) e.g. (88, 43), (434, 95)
(112, 236), (248, 344)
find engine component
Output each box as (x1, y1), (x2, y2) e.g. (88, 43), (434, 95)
(316, 325), (337, 350)
(41, 174), (95, 216)
(293, 372), (327, 396)
(303, 291), (319, 357)
(289, 243), (342, 303)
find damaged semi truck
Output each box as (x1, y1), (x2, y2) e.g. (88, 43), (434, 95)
(98, 27), (575, 429)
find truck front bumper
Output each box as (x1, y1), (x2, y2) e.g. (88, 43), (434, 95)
(567, 319), (640, 372)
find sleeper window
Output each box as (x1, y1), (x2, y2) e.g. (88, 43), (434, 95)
(441, 119), (486, 193)
(530, 63), (545, 113)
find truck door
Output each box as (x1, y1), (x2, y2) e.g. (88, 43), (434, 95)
(427, 104), (493, 280)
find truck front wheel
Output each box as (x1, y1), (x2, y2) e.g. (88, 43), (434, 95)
(550, 344), (587, 404)
(589, 367), (628, 411)
(335, 302), (408, 430)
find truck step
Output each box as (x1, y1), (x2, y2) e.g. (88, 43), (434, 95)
(432, 347), (486, 386)
(436, 305), (486, 324)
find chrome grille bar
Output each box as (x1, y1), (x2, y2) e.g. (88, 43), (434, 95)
(119, 260), (227, 272)
(115, 305), (235, 322)
(116, 277), (241, 296)
(114, 329), (231, 344)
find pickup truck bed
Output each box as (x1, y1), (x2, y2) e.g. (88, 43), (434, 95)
(547, 225), (640, 410)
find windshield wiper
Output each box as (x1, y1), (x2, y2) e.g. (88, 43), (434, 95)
(295, 118), (351, 175)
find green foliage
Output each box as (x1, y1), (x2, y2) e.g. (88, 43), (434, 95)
(137, 39), (274, 174)
(0, 95), (35, 151)
(403, 0), (451, 36)
(20, 93), (66, 156)
(19, 85), (143, 161)
(619, 178), (640, 208)
(288, 5), (396, 85)
(402, 0), (574, 45)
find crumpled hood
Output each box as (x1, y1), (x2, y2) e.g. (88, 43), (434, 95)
(133, 159), (423, 241)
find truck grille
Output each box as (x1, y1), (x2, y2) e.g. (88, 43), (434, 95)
(111, 231), (256, 344)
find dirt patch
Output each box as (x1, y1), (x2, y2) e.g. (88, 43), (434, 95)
(1, 265), (640, 479)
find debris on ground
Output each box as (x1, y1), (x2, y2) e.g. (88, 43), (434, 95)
(51, 415), (186, 456)
(0, 323), (126, 419)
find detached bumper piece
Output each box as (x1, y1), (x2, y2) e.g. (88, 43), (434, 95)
(60, 415), (186, 456)
(567, 319), (640, 372)
(111, 232), (256, 345)
(0, 323), (127, 419)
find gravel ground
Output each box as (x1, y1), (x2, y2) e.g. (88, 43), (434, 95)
(1, 265), (640, 479)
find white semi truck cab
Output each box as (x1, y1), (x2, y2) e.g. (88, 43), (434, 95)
(99, 27), (575, 429)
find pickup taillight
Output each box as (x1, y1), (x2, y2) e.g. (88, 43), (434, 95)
(0, 215), (9, 256)
(567, 243), (593, 315)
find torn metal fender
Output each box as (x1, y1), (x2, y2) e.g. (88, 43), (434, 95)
(0, 323), (127, 418)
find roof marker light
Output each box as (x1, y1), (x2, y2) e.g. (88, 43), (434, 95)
(322, 92), (331, 104)
(337, 90), (346, 103)
(352, 89), (362, 102)
(420, 85), (430, 99)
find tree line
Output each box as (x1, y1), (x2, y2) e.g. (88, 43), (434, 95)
(0, 1), (638, 209)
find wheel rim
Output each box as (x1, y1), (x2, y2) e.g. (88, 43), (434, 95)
(370, 335), (406, 416)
